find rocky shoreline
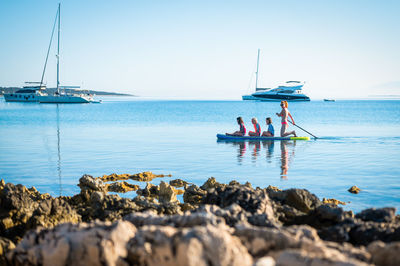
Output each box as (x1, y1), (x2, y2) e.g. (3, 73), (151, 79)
(1, 172), (399, 265)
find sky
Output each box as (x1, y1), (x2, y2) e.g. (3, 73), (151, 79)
(1, 0), (399, 99)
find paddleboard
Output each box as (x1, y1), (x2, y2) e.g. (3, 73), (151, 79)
(217, 134), (310, 141)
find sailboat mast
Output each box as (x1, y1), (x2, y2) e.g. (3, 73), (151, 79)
(56, 3), (60, 94)
(255, 49), (260, 90)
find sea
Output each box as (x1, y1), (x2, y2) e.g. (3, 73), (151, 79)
(0, 97), (399, 213)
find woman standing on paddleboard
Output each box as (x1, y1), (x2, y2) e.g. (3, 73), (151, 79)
(276, 101), (297, 137)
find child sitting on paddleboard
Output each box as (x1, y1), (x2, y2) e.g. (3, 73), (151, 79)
(248, 118), (261, 136)
(262, 117), (274, 137)
(226, 117), (246, 136)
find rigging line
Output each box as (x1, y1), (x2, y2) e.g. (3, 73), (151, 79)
(247, 63), (257, 93)
(40, 7), (59, 87)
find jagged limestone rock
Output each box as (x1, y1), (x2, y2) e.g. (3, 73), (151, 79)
(126, 224), (253, 266)
(7, 220), (136, 266)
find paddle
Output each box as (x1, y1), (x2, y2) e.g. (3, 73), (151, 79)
(288, 121), (318, 139)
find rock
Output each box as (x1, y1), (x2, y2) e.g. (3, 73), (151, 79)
(368, 241), (400, 266)
(130, 171), (168, 182)
(136, 182), (159, 199)
(276, 248), (371, 266)
(99, 171), (169, 182)
(348, 221), (400, 246)
(0, 237), (15, 255)
(229, 180), (240, 186)
(78, 175), (107, 201)
(322, 198), (346, 205)
(123, 209), (224, 228)
(0, 236), (15, 265)
(7, 220), (136, 266)
(105, 181), (139, 193)
(313, 204), (352, 224)
(99, 173), (131, 182)
(169, 179), (188, 188)
(88, 194), (140, 222)
(196, 204), (251, 227)
(348, 186), (361, 194)
(0, 183), (39, 239)
(68, 191), (140, 222)
(356, 207), (396, 223)
(318, 223), (353, 242)
(234, 224), (319, 257)
(90, 191), (104, 203)
(183, 184), (206, 205)
(282, 189), (321, 213)
(203, 182), (275, 217)
(253, 256), (275, 266)
(27, 197), (80, 229)
(266, 185), (282, 192)
(0, 183), (79, 242)
(78, 174), (106, 192)
(136, 182), (182, 204)
(201, 177), (226, 191)
(126, 224), (253, 266)
(324, 241), (371, 263)
(273, 203), (306, 225)
(158, 181), (179, 203)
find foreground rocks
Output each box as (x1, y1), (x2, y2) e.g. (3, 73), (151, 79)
(1, 173), (399, 265)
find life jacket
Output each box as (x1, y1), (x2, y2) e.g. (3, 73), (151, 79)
(240, 123), (246, 134)
(253, 123), (261, 136)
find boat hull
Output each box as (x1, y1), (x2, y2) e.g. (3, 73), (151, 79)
(217, 134), (310, 141)
(3, 93), (40, 102)
(38, 95), (92, 103)
(242, 95), (310, 101)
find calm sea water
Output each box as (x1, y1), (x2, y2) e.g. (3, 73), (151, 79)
(0, 97), (399, 213)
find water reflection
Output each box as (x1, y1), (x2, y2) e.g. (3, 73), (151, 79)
(237, 142), (246, 162)
(262, 141), (275, 163)
(56, 105), (62, 196)
(280, 141), (296, 179)
(249, 141), (261, 162)
(217, 139), (296, 178)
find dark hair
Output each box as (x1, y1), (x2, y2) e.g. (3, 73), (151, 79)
(266, 117), (272, 124)
(236, 117), (243, 124)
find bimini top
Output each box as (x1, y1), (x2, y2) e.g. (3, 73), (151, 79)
(22, 82), (46, 91)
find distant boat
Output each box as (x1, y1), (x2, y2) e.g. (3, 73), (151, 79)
(36, 4), (99, 104)
(3, 82), (46, 102)
(242, 49), (310, 102)
(323, 99), (335, 102)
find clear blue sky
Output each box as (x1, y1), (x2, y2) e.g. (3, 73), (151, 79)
(1, 0), (399, 99)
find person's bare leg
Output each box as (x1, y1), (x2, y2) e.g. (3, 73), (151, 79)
(262, 131), (273, 137)
(280, 124), (287, 137)
(282, 131), (296, 137)
(226, 131), (243, 136)
(281, 124), (297, 137)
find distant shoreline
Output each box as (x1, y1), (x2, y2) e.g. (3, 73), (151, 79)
(0, 87), (135, 97)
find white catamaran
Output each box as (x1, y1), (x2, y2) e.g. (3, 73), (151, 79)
(4, 4), (98, 104)
(242, 49), (310, 102)
(37, 3), (99, 103)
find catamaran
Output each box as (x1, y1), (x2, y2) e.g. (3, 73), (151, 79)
(37, 3), (99, 103)
(242, 49), (310, 102)
(4, 4), (98, 104)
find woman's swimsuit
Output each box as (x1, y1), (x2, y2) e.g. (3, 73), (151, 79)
(240, 123), (246, 135)
(281, 121), (288, 125)
(250, 123), (261, 136)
